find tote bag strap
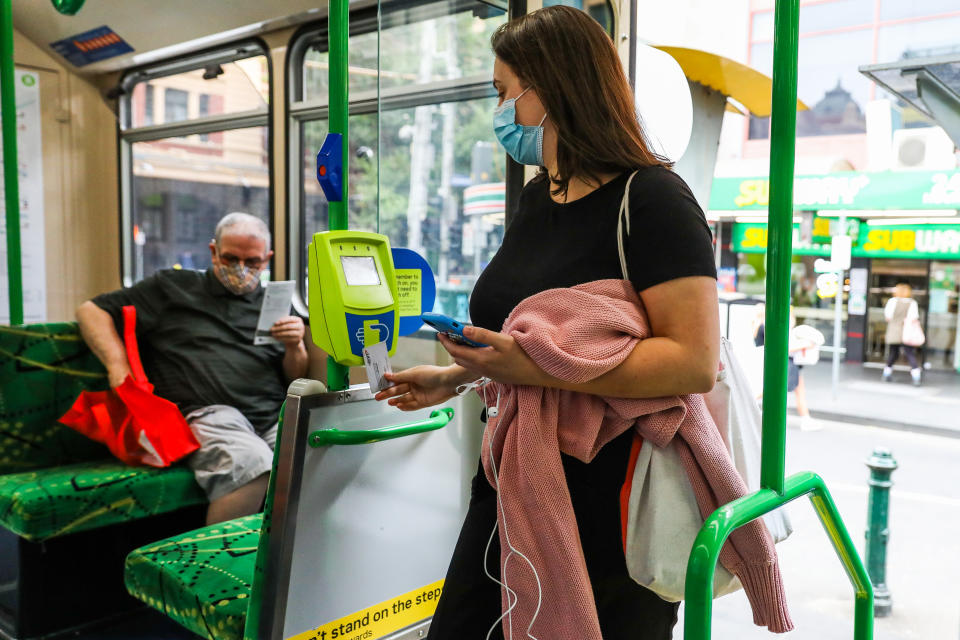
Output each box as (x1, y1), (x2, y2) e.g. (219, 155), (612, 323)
(121, 305), (149, 384)
(617, 170), (641, 281)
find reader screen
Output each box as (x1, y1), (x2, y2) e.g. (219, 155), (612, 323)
(341, 256), (381, 286)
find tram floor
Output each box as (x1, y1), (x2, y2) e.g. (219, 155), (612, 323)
(60, 608), (197, 640)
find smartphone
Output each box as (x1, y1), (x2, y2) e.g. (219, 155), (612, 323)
(420, 312), (489, 348)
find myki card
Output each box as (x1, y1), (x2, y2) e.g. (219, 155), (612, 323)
(362, 340), (392, 393)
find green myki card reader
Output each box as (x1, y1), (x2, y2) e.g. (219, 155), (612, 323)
(307, 230), (399, 366)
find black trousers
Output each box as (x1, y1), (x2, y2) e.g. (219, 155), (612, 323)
(428, 430), (679, 640)
(886, 344), (919, 369)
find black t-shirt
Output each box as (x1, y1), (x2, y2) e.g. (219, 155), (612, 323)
(92, 269), (287, 430)
(470, 166), (717, 331)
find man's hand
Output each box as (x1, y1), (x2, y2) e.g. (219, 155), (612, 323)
(271, 316), (305, 349)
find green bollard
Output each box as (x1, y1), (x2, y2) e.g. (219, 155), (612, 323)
(865, 447), (898, 617)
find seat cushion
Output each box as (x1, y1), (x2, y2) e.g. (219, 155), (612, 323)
(0, 460), (206, 541)
(0, 323), (111, 474)
(124, 514), (261, 640)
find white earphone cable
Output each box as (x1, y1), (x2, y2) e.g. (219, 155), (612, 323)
(482, 383), (542, 640)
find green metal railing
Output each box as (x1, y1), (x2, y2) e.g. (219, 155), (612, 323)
(308, 408), (454, 447)
(326, 0), (351, 392)
(1, 0), (22, 326)
(682, 1), (874, 638)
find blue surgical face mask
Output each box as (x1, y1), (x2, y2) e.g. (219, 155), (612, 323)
(493, 86), (547, 166)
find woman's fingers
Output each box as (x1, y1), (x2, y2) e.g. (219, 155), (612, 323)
(462, 325), (504, 350)
(374, 382), (410, 401)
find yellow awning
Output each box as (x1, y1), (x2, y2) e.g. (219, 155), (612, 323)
(654, 46), (809, 117)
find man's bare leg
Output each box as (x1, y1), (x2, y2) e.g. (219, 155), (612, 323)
(206, 474), (269, 525)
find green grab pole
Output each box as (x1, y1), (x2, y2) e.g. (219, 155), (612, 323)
(326, 0), (350, 390)
(243, 401), (285, 640)
(0, 0), (23, 326)
(50, 0), (85, 15)
(759, 0), (800, 496)
(308, 408), (454, 447)
(683, 472), (874, 640)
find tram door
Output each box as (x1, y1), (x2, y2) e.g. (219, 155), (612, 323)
(927, 261), (960, 371)
(864, 259), (928, 368)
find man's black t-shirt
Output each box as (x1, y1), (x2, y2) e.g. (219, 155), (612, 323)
(470, 166), (717, 332)
(92, 269), (287, 431)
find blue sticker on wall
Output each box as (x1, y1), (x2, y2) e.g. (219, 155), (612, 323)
(392, 248), (436, 336)
(50, 26), (134, 67)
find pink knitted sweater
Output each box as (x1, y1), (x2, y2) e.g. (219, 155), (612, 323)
(480, 279), (793, 639)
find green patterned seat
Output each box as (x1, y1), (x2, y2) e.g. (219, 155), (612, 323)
(0, 460), (206, 541)
(0, 323), (206, 541)
(125, 514), (261, 640)
(0, 323), (113, 473)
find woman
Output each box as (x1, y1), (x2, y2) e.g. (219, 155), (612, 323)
(753, 305), (821, 431)
(883, 283), (923, 385)
(376, 7), (718, 639)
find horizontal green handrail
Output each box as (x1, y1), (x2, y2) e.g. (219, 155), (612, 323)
(308, 407), (454, 447)
(683, 471), (874, 640)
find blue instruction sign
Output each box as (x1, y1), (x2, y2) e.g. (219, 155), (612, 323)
(50, 26), (134, 67)
(392, 248), (436, 336)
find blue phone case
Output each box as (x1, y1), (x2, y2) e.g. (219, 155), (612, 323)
(420, 312), (488, 348)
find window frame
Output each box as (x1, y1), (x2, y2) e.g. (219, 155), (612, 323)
(285, 1), (508, 311)
(117, 39), (274, 287)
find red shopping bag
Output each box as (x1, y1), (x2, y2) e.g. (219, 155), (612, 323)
(60, 306), (200, 467)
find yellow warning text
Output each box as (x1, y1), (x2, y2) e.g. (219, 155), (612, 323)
(287, 579), (444, 640)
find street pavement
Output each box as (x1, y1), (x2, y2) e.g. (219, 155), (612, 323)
(674, 417), (960, 639)
(795, 360), (960, 437)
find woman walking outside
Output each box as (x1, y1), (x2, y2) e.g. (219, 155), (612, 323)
(883, 283), (924, 386)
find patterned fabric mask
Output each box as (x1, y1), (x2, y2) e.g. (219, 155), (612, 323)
(213, 252), (262, 295)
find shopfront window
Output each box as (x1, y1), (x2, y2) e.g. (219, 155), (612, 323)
(926, 261), (959, 370)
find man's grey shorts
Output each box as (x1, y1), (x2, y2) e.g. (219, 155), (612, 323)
(184, 405), (277, 502)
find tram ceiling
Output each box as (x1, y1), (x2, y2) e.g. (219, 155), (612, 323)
(860, 54), (960, 149)
(11, 0), (381, 75)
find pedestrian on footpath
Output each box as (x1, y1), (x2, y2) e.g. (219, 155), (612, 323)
(882, 283), (924, 386)
(752, 304), (821, 431)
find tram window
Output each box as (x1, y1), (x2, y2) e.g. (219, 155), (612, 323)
(299, 98), (506, 322)
(121, 43), (272, 284)
(300, 1), (506, 101)
(126, 56), (269, 130)
(747, 28), (872, 139)
(290, 1), (508, 321)
(542, 0), (615, 39)
(879, 0), (960, 21)
(130, 128), (270, 280)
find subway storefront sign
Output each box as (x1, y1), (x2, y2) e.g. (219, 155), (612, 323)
(712, 170), (960, 210)
(734, 223), (960, 259)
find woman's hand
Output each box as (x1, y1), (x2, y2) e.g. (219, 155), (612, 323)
(374, 365), (461, 411)
(439, 326), (548, 387)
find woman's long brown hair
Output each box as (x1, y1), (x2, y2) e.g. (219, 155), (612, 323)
(491, 5), (670, 198)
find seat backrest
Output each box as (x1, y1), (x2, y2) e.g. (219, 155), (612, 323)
(0, 323), (110, 474)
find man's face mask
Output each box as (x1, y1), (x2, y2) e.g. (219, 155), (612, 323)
(213, 249), (263, 295)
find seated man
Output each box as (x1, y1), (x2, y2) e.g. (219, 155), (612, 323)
(76, 212), (308, 525)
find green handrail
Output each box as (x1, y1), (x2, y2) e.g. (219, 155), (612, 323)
(1, 0), (23, 326)
(325, 0), (351, 392)
(308, 407), (454, 447)
(50, 0), (85, 15)
(760, 0), (800, 496)
(682, 0), (874, 637)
